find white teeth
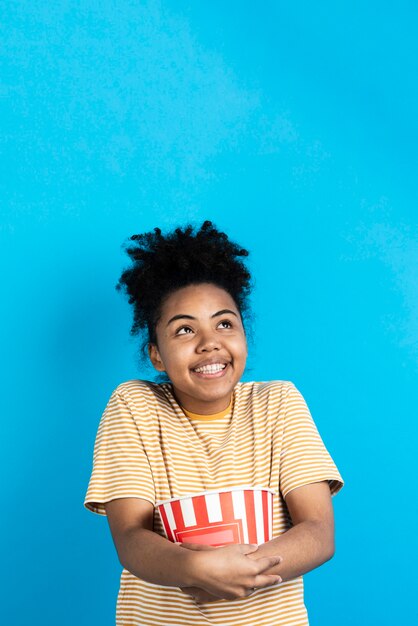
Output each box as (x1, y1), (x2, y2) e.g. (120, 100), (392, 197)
(193, 363), (227, 374)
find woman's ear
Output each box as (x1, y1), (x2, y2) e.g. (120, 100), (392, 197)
(148, 343), (165, 372)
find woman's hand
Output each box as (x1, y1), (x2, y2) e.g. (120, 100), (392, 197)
(177, 541), (282, 602)
(179, 584), (222, 604)
(177, 543), (222, 603)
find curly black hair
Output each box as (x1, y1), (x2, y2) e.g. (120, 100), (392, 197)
(115, 219), (255, 381)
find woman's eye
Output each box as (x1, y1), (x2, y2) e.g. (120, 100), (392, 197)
(175, 320), (232, 335)
(176, 326), (193, 335)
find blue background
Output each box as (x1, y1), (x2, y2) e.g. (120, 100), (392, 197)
(1, 1), (417, 624)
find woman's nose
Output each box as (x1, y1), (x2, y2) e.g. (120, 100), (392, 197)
(197, 329), (221, 350)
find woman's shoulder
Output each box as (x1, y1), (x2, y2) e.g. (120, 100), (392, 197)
(242, 379), (293, 390)
(110, 378), (170, 402)
(239, 379), (294, 399)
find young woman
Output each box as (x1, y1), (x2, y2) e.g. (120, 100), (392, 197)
(84, 220), (344, 625)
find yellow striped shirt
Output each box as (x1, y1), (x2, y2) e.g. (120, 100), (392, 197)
(84, 379), (344, 625)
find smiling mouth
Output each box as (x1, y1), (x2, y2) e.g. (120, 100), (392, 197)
(191, 362), (230, 379)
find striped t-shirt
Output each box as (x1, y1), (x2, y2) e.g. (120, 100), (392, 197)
(84, 379), (344, 625)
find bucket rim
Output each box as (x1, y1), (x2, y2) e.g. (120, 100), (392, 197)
(155, 484), (277, 507)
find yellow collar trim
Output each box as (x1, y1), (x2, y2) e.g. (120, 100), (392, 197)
(181, 395), (233, 421)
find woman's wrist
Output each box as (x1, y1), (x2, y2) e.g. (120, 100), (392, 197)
(179, 547), (207, 588)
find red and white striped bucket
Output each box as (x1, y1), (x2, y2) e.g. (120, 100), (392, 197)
(156, 485), (276, 547)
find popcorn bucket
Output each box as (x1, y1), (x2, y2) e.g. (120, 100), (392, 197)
(156, 485), (276, 547)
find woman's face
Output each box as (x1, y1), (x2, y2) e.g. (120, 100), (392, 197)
(148, 282), (248, 414)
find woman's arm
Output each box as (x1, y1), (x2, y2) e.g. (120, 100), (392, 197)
(242, 481), (335, 581)
(179, 480), (334, 602)
(104, 497), (282, 595)
(246, 521), (333, 580)
(105, 497), (196, 587)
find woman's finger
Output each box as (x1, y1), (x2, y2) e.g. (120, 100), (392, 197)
(179, 585), (222, 603)
(253, 554), (282, 573)
(252, 573), (282, 589)
(237, 543), (259, 554)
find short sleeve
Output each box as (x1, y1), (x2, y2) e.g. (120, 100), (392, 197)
(84, 389), (156, 516)
(279, 382), (344, 500)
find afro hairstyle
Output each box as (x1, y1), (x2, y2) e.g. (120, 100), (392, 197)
(115, 219), (255, 381)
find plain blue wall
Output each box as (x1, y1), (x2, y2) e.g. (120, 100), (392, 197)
(1, 2), (417, 625)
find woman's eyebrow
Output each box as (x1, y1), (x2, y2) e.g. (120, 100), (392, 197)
(166, 309), (238, 327)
